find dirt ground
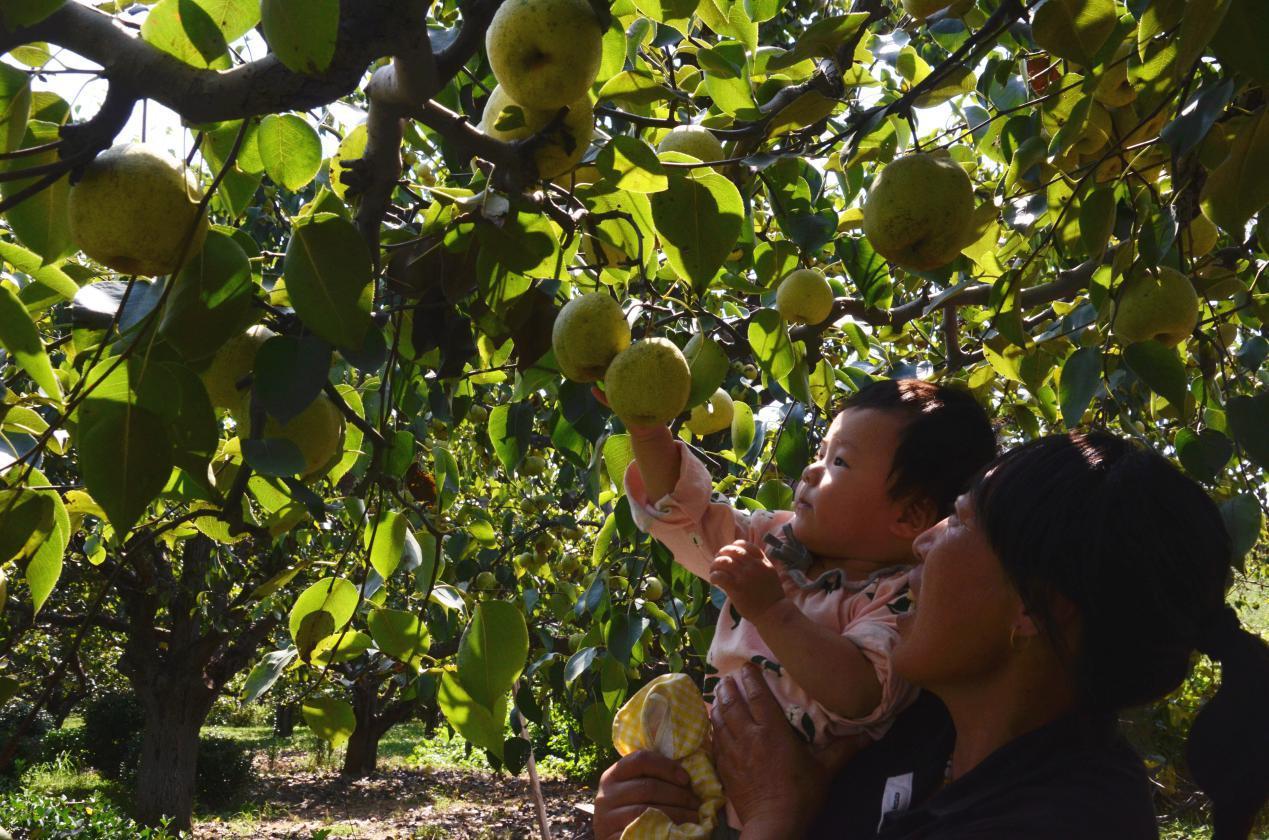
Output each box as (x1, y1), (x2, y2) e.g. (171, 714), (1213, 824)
(195, 747), (597, 839)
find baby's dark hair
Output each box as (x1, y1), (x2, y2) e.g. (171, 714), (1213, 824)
(838, 378), (996, 516)
(972, 432), (1269, 839)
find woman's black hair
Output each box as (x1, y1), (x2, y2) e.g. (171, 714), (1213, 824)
(971, 432), (1269, 839)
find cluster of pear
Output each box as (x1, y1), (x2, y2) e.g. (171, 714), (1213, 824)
(200, 326), (347, 481)
(67, 143), (208, 277)
(481, 0), (605, 178)
(861, 152), (976, 273)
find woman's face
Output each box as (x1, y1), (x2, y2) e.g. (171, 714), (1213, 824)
(892, 492), (1026, 690)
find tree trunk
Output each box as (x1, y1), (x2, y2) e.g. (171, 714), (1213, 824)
(342, 679), (382, 778)
(132, 688), (209, 832)
(273, 703), (297, 738)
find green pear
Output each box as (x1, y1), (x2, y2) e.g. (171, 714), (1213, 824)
(68, 144), (209, 276)
(479, 84), (594, 179)
(199, 325), (275, 412)
(657, 125), (725, 163)
(1112, 267), (1199, 347)
(552, 292), (631, 382)
(775, 268), (835, 325)
(901, 0), (952, 19)
(485, 0), (603, 111)
(686, 388), (734, 436)
(862, 153), (974, 272)
(605, 338), (691, 427)
(234, 394), (346, 482)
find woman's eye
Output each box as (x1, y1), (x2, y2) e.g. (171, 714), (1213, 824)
(833, 456), (847, 467)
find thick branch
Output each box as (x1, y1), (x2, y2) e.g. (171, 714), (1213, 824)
(1, 0), (425, 125)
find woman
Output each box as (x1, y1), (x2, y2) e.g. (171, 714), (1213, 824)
(594, 432), (1269, 839)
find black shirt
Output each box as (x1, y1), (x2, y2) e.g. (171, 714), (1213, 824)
(806, 693), (1159, 840)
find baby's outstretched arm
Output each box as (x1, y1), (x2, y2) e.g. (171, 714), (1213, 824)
(710, 541), (882, 721)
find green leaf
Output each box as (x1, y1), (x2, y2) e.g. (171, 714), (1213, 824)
(191, 0), (260, 41)
(296, 610), (336, 662)
(1210, 0), (1269, 84)
(1079, 187), (1116, 257)
(330, 124), (368, 201)
(1220, 494), (1263, 566)
(1031, 0), (1117, 67)
(650, 169), (743, 294)
(77, 379), (172, 536)
(596, 70), (673, 107)
(0, 490), (53, 565)
(1058, 346), (1101, 428)
(0, 0), (65, 29)
(302, 697), (356, 748)
(488, 402), (532, 472)
(158, 228), (255, 361)
(22, 468), (67, 616)
(0, 283), (62, 401)
(748, 308), (796, 381)
(241, 648), (297, 704)
(0, 241), (77, 314)
(756, 478), (793, 510)
(684, 335), (729, 409)
(1175, 428), (1233, 483)
(310, 629), (373, 666)
(1226, 391), (1269, 470)
(368, 608), (430, 667)
(365, 509), (408, 582)
(438, 671), (507, 756)
(602, 434), (633, 489)
(767, 13), (869, 70)
(1123, 342), (1188, 411)
(141, 0), (231, 69)
(595, 136), (668, 194)
(456, 601), (529, 710)
(257, 113), (322, 192)
(0, 121), (72, 263)
(283, 213), (373, 348)
(632, 0), (695, 29)
(288, 576), (359, 641)
(731, 400), (755, 459)
(261, 0), (339, 75)
(1200, 107), (1269, 234)
(0, 64), (31, 154)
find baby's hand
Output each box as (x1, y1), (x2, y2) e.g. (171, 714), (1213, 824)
(710, 540), (786, 623)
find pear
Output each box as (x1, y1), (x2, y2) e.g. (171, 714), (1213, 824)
(605, 338), (691, 427)
(551, 292), (631, 382)
(657, 125), (725, 163)
(68, 143), (208, 276)
(199, 325), (275, 412)
(485, 0), (603, 111)
(479, 84), (594, 180)
(862, 153), (974, 272)
(1112, 267), (1199, 347)
(686, 388), (734, 436)
(234, 394), (346, 481)
(901, 0), (952, 19)
(775, 268), (835, 325)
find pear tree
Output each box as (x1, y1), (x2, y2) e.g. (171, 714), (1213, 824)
(0, 0), (1266, 832)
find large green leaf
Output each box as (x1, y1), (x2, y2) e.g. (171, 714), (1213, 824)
(141, 0), (232, 69)
(158, 228), (255, 361)
(650, 168), (744, 295)
(368, 608), (430, 668)
(191, 0), (259, 41)
(302, 697), (356, 748)
(487, 402), (532, 471)
(1058, 346), (1101, 428)
(456, 601), (529, 710)
(0, 490), (53, 565)
(1200, 107), (1269, 234)
(0, 0), (65, 28)
(0, 121), (72, 263)
(1031, 0), (1117, 67)
(257, 114), (322, 192)
(1210, 0), (1269, 83)
(261, 0), (339, 75)
(731, 400), (755, 459)
(0, 240), (78, 314)
(0, 283), (62, 401)
(365, 509), (408, 582)
(288, 576), (359, 641)
(1123, 342), (1188, 411)
(684, 335), (729, 410)
(1226, 391), (1269, 470)
(283, 213), (373, 348)
(0, 64), (31, 154)
(438, 671), (507, 757)
(241, 648), (297, 704)
(748, 308), (796, 381)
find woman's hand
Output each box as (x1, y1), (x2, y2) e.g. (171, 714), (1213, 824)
(712, 664), (866, 839)
(592, 749), (702, 840)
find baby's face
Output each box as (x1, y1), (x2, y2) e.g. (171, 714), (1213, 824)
(790, 408), (908, 562)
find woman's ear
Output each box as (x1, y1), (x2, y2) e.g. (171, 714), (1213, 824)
(892, 496), (940, 539)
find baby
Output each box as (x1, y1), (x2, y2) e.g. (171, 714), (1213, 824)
(620, 379), (995, 829)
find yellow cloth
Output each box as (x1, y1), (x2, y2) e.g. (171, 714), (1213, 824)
(612, 673), (725, 840)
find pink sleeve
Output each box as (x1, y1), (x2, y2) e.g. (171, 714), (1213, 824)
(822, 573), (919, 734)
(624, 441), (788, 580)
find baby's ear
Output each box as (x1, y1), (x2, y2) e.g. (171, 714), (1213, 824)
(892, 496), (939, 539)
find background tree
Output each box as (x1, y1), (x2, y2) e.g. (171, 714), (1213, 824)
(0, 0), (1266, 832)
